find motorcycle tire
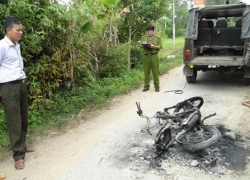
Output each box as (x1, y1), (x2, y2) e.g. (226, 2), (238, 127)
(174, 96), (204, 113)
(155, 124), (172, 152)
(175, 126), (221, 152)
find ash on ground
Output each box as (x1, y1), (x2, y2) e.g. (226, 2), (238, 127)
(116, 125), (250, 177)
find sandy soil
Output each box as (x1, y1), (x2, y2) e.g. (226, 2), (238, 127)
(0, 66), (250, 180)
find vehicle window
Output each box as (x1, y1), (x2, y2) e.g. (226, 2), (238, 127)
(212, 17), (241, 27)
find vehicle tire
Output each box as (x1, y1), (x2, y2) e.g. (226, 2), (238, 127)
(174, 96), (204, 113)
(175, 126), (221, 152)
(186, 69), (197, 83)
(155, 124), (172, 152)
(244, 78), (250, 85)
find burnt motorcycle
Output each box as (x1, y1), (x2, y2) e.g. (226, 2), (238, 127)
(136, 97), (221, 153)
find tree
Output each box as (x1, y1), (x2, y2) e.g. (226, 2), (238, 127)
(0, 0), (102, 110)
(157, 0), (189, 38)
(119, 0), (170, 70)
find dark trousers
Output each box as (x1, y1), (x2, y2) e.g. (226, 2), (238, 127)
(0, 82), (28, 161)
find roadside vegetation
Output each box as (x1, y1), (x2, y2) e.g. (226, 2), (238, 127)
(0, 38), (184, 160)
(0, 0), (186, 160)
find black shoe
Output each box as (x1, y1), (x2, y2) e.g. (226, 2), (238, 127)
(142, 88), (149, 92)
(155, 88), (160, 92)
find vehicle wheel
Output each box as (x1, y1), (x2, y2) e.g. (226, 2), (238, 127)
(175, 126), (221, 152)
(186, 69), (197, 83)
(155, 124), (172, 153)
(174, 96), (204, 113)
(244, 78), (250, 85)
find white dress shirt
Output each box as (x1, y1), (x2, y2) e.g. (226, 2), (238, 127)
(0, 36), (26, 83)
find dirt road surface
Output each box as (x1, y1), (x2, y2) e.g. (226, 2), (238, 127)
(1, 66), (250, 180)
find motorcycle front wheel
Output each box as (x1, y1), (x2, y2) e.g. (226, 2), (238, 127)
(155, 124), (172, 153)
(175, 126), (221, 152)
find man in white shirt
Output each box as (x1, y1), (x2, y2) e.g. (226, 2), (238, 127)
(0, 17), (34, 170)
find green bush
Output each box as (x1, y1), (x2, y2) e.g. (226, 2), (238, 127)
(0, 108), (6, 132)
(0, 1), (93, 111)
(98, 43), (128, 78)
(130, 45), (143, 69)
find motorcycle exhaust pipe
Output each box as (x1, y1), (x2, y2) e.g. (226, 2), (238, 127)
(182, 111), (201, 131)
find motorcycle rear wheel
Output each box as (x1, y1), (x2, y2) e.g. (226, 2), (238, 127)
(174, 96), (204, 113)
(175, 126), (221, 152)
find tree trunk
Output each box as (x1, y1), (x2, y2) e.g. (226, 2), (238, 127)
(69, 43), (75, 91)
(127, 25), (132, 71)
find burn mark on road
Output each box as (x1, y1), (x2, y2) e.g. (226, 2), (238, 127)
(112, 125), (250, 178)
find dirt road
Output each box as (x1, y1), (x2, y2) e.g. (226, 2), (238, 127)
(0, 66), (250, 180)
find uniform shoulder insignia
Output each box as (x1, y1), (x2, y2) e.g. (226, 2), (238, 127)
(155, 35), (161, 38)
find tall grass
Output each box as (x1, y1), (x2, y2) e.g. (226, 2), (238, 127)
(159, 37), (184, 74)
